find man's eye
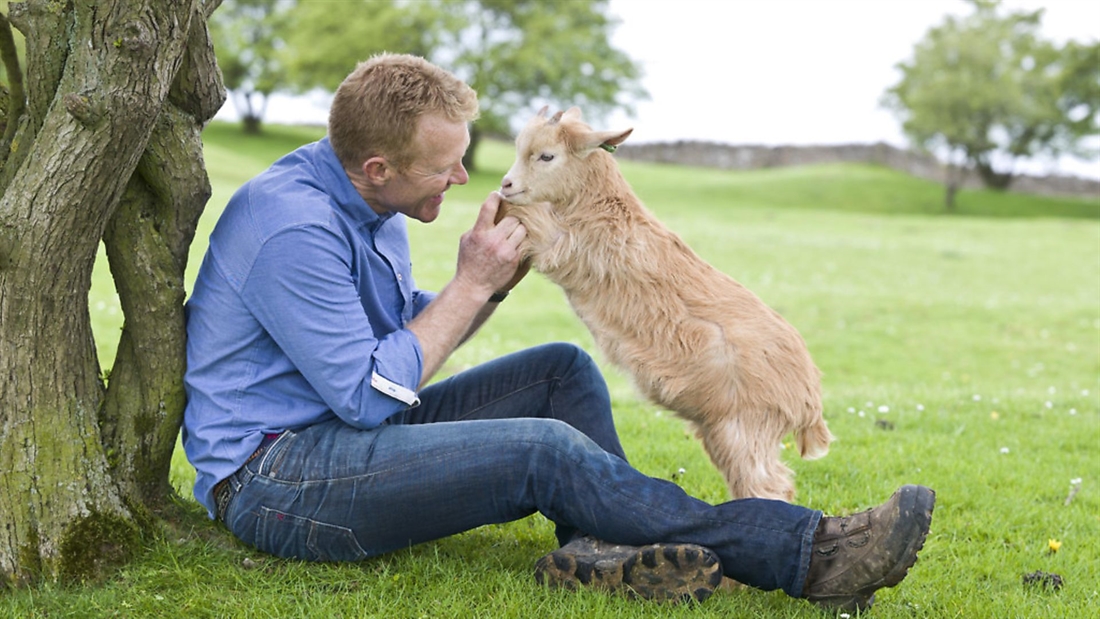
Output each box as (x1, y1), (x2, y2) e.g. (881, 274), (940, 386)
(538, 153), (554, 162)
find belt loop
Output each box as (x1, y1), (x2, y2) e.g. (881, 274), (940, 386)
(235, 463), (254, 486)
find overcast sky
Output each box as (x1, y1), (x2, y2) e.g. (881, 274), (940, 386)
(603, 0), (1100, 178)
(228, 0), (1100, 179)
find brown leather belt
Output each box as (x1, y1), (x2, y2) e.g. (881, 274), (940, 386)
(213, 432), (281, 521)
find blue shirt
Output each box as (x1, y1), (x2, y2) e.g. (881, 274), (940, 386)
(183, 138), (435, 517)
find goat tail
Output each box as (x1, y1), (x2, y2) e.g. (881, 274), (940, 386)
(796, 415), (834, 460)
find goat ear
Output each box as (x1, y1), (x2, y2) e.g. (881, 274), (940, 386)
(582, 128), (633, 154)
(536, 105), (550, 118)
(561, 107), (583, 122)
(548, 110), (565, 125)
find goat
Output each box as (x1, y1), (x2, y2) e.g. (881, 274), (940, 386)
(499, 107), (833, 501)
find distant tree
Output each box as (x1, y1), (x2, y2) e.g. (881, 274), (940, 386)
(882, 0), (1099, 210)
(209, 0), (293, 133)
(280, 0), (444, 86)
(283, 0), (647, 170)
(1057, 39), (1100, 141)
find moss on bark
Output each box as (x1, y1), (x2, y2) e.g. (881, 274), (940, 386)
(58, 511), (140, 585)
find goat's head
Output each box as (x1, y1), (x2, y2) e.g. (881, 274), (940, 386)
(500, 106), (632, 207)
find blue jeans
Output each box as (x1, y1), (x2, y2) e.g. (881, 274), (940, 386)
(220, 342), (821, 597)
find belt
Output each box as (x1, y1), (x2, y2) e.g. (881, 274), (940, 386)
(214, 432), (281, 522)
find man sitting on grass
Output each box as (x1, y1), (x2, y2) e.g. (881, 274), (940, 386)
(182, 53), (935, 612)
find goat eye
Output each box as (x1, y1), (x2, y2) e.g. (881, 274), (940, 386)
(538, 153), (554, 162)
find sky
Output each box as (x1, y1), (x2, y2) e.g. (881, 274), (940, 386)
(225, 0), (1100, 179)
(603, 0), (1099, 179)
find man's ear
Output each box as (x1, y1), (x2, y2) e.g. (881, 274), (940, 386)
(361, 156), (393, 185)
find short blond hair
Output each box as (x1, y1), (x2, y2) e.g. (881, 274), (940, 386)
(328, 54), (479, 171)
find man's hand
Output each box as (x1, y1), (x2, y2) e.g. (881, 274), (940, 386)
(455, 192), (527, 300)
(493, 197), (531, 295)
(498, 257), (532, 295)
(407, 192), (529, 387)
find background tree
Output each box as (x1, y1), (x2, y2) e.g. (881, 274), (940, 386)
(1057, 39), (1100, 145)
(881, 0), (1099, 210)
(209, 0), (291, 133)
(282, 0), (646, 170)
(0, 0), (224, 586)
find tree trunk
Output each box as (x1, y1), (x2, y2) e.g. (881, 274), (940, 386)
(242, 113), (262, 134)
(0, 0), (222, 586)
(975, 161), (1014, 190)
(943, 161), (967, 213)
(100, 2), (224, 514)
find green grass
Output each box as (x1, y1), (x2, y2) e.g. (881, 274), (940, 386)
(39, 121), (1100, 618)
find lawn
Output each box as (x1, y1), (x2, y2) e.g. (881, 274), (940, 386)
(22, 121), (1100, 618)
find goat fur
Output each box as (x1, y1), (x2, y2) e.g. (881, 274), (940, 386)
(499, 107), (833, 501)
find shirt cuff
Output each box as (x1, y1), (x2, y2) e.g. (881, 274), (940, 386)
(370, 371), (421, 407)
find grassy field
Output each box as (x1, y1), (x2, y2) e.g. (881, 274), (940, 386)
(18, 121), (1099, 618)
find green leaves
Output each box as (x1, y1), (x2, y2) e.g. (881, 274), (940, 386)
(882, 0), (1097, 193)
(209, 0), (645, 160)
(282, 0), (447, 93)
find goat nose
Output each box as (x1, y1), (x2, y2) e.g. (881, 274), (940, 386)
(501, 176), (512, 190)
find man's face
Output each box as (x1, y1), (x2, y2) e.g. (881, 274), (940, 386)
(375, 115), (470, 223)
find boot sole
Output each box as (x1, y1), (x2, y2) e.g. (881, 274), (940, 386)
(535, 542), (724, 603)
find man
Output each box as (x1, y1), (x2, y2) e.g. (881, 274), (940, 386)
(183, 54), (934, 611)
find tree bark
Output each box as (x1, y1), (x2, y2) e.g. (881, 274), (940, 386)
(0, 0), (216, 586)
(100, 1), (225, 514)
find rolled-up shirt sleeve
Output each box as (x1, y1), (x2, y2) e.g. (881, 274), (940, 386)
(241, 225), (422, 428)
(411, 289), (436, 318)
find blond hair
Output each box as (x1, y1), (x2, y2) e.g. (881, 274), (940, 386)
(328, 53), (479, 171)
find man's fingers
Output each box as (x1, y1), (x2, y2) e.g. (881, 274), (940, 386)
(470, 192), (526, 275)
(477, 191), (503, 227)
(494, 195), (511, 224)
(506, 222), (527, 247)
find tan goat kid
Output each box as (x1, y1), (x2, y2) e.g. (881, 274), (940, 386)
(499, 107), (833, 501)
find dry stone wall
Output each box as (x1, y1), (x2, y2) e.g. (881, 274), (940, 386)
(615, 141), (1100, 199)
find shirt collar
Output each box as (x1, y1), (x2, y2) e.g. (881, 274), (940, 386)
(314, 137), (394, 227)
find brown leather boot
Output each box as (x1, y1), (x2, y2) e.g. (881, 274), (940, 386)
(804, 484), (935, 611)
(534, 536), (724, 603)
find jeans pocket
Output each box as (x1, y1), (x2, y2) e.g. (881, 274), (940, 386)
(257, 506), (368, 562)
(256, 430), (296, 478)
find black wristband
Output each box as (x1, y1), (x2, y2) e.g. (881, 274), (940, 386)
(488, 290), (510, 303)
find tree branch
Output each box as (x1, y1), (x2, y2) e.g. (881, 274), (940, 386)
(169, 1), (226, 123)
(0, 12), (26, 165)
(204, 0), (226, 19)
(0, 0), (70, 195)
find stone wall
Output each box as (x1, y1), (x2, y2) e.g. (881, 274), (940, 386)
(615, 141), (1100, 199)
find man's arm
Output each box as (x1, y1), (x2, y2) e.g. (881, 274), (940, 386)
(453, 256), (532, 348)
(407, 192), (526, 387)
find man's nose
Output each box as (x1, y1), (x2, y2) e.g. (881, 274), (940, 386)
(451, 164), (469, 185)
